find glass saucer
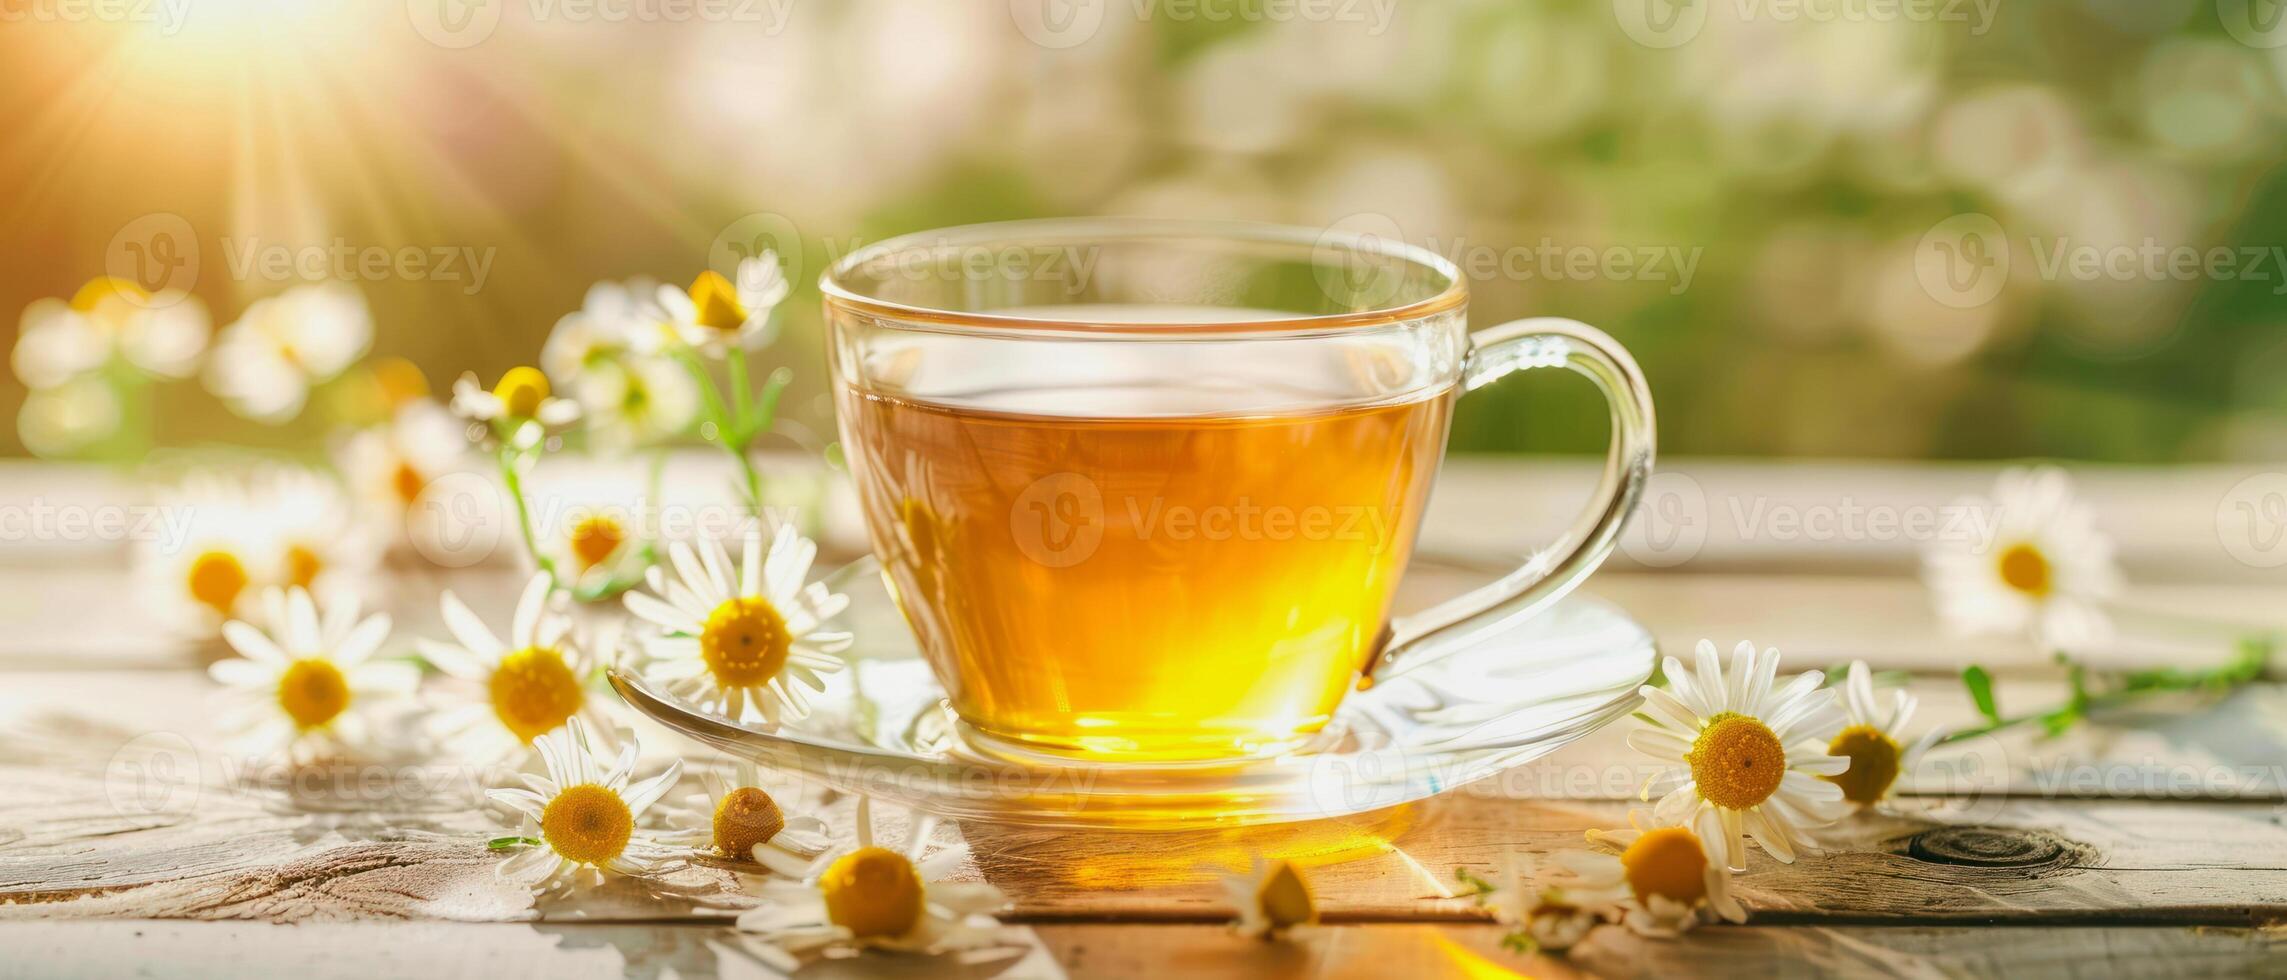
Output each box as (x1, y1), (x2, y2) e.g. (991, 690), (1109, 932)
(608, 557), (1654, 829)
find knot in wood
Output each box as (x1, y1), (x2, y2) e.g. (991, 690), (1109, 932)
(1905, 826), (2067, 868)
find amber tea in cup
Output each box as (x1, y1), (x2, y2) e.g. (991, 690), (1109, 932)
(825, 221), (1654, 762)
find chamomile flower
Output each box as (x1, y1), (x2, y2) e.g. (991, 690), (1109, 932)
(452, 366), (581, 448)
(655, 759), (831, 874)
(544, 499), (652, 596)
(622, 524), (851, 727)
(570, 356), (699, 451)
(1823, 661), (1942, 808)
(12, 277), (209, 388)
(208, 587), (417, 759)
(262, 467), (377, 598)
(1924, 466), (2123, 652)
(487, 718), (683, 892)
(654, 254), (790, 354)
(1631, 640), (1850, 870)
(1485, 852), (1610, 953)
(1556, 811), (1746, 938)
(1224, 857), (1318, 940)
(540, 280), (699, 449)
(137, 474), (277, 635)
(204, 283), (372, 423)
(542, 278), (662, 375)
(336, 399), (470, 540)
(734, 796), (1012, 963)
(418, 572), (618, 762)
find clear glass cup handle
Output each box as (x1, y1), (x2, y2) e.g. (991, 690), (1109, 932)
(1368, 317), (1657, 684)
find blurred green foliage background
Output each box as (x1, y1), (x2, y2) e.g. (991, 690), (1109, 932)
(2, 0), (2282, 462)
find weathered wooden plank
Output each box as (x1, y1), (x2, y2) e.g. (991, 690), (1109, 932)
(6, 563), (2278, 677)
(8, 457), (2277, 581)
(10, 727), (2287, 929)
(1425, 458), (2287, 582)
(1041, 922), (2287, 980)
(0, 920), (2279, 980)
(11, 666), (2278, 809)
(957, 795), (2287, 925)
(5, 664), (2285, 924)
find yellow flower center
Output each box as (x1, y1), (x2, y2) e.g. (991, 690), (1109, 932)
(488, 646), (585, 744)
(70, 276), (148, 315)
(392, 461), (429, 506)
(1687, 712), (1787, 811)
(688, 270), (748, 332)
(820, 846), (925, 939)
(1996, 542), (2052, 597)
(1823, 724), (1903, 805)
(700, 597), (792, 687)
(276, 657), (351, 729)
(492, 366), (551, 419)
(540, 783), (633, 866)
(1620, 826), (1710, 907)
(1255, 859), (1318, 931)
(569, 514), (627, 572)
(286, 544), (324, 590)
(186, 550), (250, 616)
(711, 786), (788, 858)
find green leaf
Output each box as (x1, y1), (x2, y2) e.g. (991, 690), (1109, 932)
(1499, 929), (1540, 954)
(1454, 867), (1497, 899)
(1962, 665), (2000, 724)
(487, 836), (541, 851)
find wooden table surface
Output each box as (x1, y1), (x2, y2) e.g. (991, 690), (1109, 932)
(3, 458), (2285, 979)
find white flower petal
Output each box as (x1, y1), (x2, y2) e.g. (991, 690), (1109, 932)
(334, 613), (392, 667)
(624, 761), (681, 816)
(221, 621), (289, 666)
(417, 638), (489, 680)
(511, 572), (552, 650)
(440, 590), (506, 659)
(208, 657), (276, 688)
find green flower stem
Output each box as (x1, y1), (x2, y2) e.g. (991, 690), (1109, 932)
(726, 345), (756, 436)
(1942, 636), (2272, 744)
(672, 346), (734, 429)
(495, 430), (559, 588)
(753, 366), (792, 434)
(671, 344), (780, 521)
